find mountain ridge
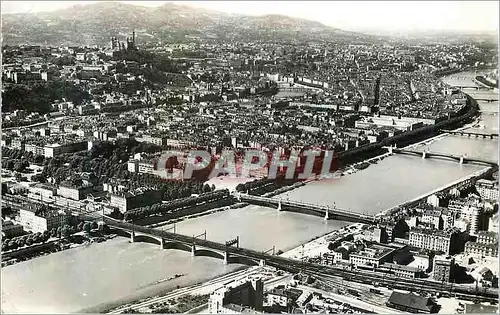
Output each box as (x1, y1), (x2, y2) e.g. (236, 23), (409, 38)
(1, 1), (366, 46)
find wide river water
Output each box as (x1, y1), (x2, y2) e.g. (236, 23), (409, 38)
(1, 71), (498, 313)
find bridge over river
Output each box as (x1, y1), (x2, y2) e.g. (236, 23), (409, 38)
(234, 193), (376, 224)
(384, 146), (498, 166)
(102, 217), (497, 303)
(442, 130), (498, 139)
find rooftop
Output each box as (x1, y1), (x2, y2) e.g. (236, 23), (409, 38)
(387, 292), (437, 313)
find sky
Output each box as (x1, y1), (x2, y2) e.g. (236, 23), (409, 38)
(1, 1), (498, 33)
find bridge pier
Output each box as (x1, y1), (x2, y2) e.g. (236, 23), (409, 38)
(422, 151), (426, 159)
(388, 146), (393, 155)
(130, 231), (135, 243)
(191, 244), (196, 257)
(224, 251), (229, 265)
(324, 208), (329, 220)
(259, 259), (266, 267)
(160, 238), (164, 250)
(277, 200), (282, 211)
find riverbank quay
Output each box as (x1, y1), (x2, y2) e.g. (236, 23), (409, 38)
(103, 266), (284, 314)
(377, 165), (496, 219)
(1, 230), (118, 267)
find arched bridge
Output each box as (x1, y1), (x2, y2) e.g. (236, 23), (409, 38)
(234, 193), (375, 224)
(100, 217), (498, 303)
(109, 222), (261, 266)
(384, 146), (497, 166)
(442, 130), (498, 139)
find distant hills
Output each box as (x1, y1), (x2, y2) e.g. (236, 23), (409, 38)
(1, 2), (368, 46)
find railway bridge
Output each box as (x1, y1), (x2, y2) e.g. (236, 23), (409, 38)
(109, 221), (261, 266)
(101, 217), (498, 303)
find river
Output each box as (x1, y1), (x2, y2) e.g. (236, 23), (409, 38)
(1, 71), (498, 314)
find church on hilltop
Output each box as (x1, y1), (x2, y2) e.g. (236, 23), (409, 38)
(110, 30), (137, 52)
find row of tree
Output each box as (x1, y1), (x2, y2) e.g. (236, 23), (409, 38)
(235, 176), (294, 194)
(1, 219), (101, 252)
(123, 189), (229, 221)
(2, 158), (29, 173)
(2, 231), (50, 252)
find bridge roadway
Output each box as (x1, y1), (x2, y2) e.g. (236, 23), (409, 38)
(236, 193), (376, 224)
(385, 147), (498, 166)
(450, 85), (490, 91)
(442, 130), (499, 139)
(474, 98), (498, 102)
(278, 87), (316, 93)
(103, 217), (497, 303)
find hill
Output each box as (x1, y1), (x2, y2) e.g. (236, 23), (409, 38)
(1, 2), (367, 46)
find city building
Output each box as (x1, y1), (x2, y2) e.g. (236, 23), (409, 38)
(28, 183), (58, 201)
(1, 220), (24, 238)
(408, 227), (463, 255)
(489, 214), (499, 233)
(459, 203), (484, 236)
(427, 193), (449, 208)
(380, 262), (424, 279)
(477, 231), (498, 245)
(464, 303), (499, 314)
(349, 244), (398, 267)
(475, 179), (499, 201)
(266, 288), (288, 308)
(386, 292), (439, 313)
(109, 188), (162, 213)
(464, 241), (499, 258)
(17, 207), (69, 233)
(208, 276), (263, 314)
(43, 141), (87, 158)
(433, 255), (455, 282)
(57, 182), (94, 201)
(127, 159), (139, 173)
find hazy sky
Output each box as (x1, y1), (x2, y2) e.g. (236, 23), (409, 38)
(1, 1), (498, 33)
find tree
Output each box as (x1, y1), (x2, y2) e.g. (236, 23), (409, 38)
(327, 242), (337, 251)
(31, 173), (47, 183)
(91, 221), (98, 230)
(83, 222), (91, 234)
(34, 154), (45, 165)
(18, 238), (26, 247)
(77, 221), (85, 232)
(4, 159), (15, 170)
(61, 225), (71, 239)
(203, 184), (211, 193)
(8, 240), (17, 250)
